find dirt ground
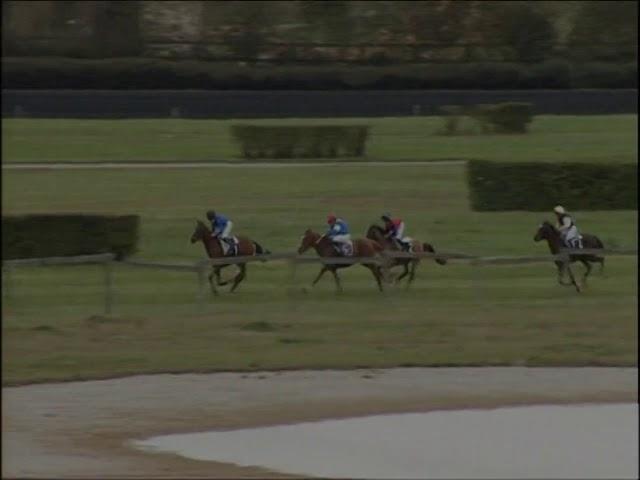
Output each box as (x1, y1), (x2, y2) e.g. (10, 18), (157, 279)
(2, 367), (637, 478)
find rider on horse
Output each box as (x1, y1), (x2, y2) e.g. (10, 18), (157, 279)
(206, 210), (237, 256)
(326, 214), (352, 256)
(381, 213), (411, 251)
(553, 205), (582, 249)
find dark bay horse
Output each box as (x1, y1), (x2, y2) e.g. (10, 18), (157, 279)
(534, 220), (605, 292)
(297, 229), (385, 293)
(366, 225), (446, 287)
(190, 220), (269, 293)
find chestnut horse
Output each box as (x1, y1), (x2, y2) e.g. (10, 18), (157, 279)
(366, 224), (446, 287)
(534, 220), (604, 292)
(297, 229), (385, 293)
(190, 220), (269, 294)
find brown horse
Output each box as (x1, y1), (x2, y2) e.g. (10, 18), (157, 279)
(297, 229), (385, 293)
(366, 225), (446, 287)
(534, 220), (605, 292)
(190, 220), (269, 294)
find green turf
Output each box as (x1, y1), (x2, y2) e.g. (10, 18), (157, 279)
(2, 115), (637, 163)
(2, 163), (637, 384)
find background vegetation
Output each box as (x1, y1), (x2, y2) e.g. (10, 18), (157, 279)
(2, 1), (637, 89)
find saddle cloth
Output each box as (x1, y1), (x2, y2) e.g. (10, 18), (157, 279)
(334, 241), (354, 257)
(394, 237), (413, 252)
(564, 235), (583, 250)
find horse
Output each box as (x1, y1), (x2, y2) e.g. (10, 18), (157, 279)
(297, 229), (386, 293)
(533, 220), (605, 292)
(366, 224), (446, 287)
(190, 220), (270, 294)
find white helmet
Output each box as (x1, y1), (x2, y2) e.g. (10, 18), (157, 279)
(553, 205), (566, 215)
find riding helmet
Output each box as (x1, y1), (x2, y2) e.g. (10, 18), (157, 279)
(206, 210), (216, 220)
(327, 214), (337, 224)
(381, 213), (392, 221)
(553, 205), (566, 215)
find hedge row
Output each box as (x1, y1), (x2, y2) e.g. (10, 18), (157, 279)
(440, 102), (533, 135)
(231, 125), (369, 159)
(466, 161), (638, 211)
(2, 57), (637, 89)
(2, 214), (139, 260)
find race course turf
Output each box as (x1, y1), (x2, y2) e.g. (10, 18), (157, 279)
(2, 162), (637, 385)
(2, 115), (637, 164)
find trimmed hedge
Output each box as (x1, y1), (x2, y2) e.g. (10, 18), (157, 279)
(2, 214), (139, 260)
(1, 57), (637, 89)
(467, 160), (638, 211)
(231, 125), (369, 159)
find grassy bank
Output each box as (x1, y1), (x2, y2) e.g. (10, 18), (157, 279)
(2, 164), (637, 384)
(2, 115), (637, 163)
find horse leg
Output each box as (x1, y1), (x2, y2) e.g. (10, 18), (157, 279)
(557, 262), (572, 286)
(364, 264), (384, 292)
(230, 264), (246, 293)
(215, 266), (229, 286)
(581, 260), (592, 286)
(566, 264), (581, 293)
(405, 260), (418, 290)
(331, 269), (343, 294)
(208, 269), (219, 296)
(598, 257), (606, 277)
(395, 263), (410, 284)
(312, 266), (328, 287)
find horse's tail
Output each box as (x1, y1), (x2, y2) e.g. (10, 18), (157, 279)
(253, 241), (270, 256)
(423, 243), (447, 265)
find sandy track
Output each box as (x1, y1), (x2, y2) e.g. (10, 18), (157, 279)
(2, 367), (637, 478)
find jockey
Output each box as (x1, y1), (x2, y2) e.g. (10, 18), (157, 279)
(326, 214), (352, 255)
(553, 205), (581, 249)
(206, 210), (236, 255)
(381, 213), (411, 251)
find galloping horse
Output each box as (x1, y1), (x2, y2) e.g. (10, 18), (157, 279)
(190, 220), (269, 294)
(366, 225), (446, 287)
(297, 229), (385, 293)
(534, 220), (605, 292)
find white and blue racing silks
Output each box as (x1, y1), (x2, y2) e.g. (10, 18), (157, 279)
(327, 219), (349, 237)
(211, 214), (229, 235)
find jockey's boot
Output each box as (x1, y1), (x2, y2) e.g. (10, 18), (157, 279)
(224, 239), (237, 256)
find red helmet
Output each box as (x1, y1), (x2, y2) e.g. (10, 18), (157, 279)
(327, 214), (337, 224)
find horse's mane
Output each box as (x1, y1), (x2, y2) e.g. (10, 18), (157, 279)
(367, 224), (385, 235)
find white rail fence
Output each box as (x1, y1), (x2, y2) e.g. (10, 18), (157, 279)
(2, 248), (637, 315)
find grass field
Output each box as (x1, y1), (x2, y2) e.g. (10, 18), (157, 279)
(2, 163), (637, 385)
(2, 115), (638, 163)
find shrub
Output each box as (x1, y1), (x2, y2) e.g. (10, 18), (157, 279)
(2, 214), (139, 260)
(467, 160), (638, 211)
(230, 125), (369, 159)
(1, 57), (636, 89)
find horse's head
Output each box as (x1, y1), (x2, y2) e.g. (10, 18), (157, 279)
(366, 224), (385, 241)
(191, 220), (209, 244)
(298, 229), (321, 254)
(534, 221), (556, 242)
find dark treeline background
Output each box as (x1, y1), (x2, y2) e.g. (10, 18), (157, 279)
(2, 1), (638, 89)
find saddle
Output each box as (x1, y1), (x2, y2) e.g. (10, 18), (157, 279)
(392, 237), (413, 252)
(564, 236), (583, 250)
(219, 237), (239, 256)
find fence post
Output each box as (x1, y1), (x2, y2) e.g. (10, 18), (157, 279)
(103, 260), (113, 315)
